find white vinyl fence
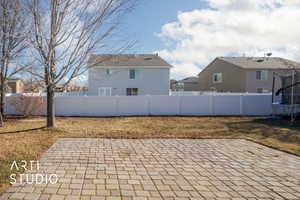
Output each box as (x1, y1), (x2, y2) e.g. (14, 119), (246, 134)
(5, 94), (273, 116)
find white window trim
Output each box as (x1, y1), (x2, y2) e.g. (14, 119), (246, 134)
(106, 69), (112, 75)
(98, 87), (112, 96)
(129, 69), (136, 79)
(126, 88), (138, 96)
(256, 70), (268, 81)
(212, 73), (222, 83)
(257, 88), (269, 93)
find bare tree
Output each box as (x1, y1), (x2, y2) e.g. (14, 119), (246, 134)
(0, 0), (30, 125)
(27, 0), (136, 127)
(23, 77), (44, 92)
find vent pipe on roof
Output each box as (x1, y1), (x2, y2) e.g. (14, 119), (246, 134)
(264, 52), (272, 61)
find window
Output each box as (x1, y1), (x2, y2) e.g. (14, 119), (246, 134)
(126, 88), (138, 96)
(257, 88), (263, 93)
(212, 73), (222, 83)
(176, 82), (184, 91)
(256, 70), (268, 80)
(98, 87), (112, 96)
(257, 88), (269, 93)
(106, 69), (112, 75)
(129, 69), (135, 79)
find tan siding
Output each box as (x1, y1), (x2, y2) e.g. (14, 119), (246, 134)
(7, 82), (16, 93)
(183, 82), (200, 91)
(7, 80), (24, 93)
(199, 58), (246, 92)
(17, 80), (24, 93)
(245, 69), (287, 93)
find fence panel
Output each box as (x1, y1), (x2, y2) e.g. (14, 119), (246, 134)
(180, 96), (212, 115)
(5, 94), (273, 117)
(117, 96), (149, 116)
(55, 96), (117, 116)
(149, 96), (180, 115)
(5, 96), (46, 115)
(213, 95), (242, 115)
(242, 95), (272, 116)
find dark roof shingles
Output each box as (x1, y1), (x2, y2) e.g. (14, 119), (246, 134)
(89, 54), (172, 67)
(219, 57), (300, 69)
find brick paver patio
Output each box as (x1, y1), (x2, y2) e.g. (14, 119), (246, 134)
(1, 139), (300, 200)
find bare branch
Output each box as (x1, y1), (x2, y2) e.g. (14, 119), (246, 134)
(26, 0), (137, 127)
(0, 0), (31, 116)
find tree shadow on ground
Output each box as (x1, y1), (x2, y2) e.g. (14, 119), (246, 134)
(225, 117), (300, 144)
(0, 126), (47, 134)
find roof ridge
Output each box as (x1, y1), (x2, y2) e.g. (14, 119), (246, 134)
(218, 56), (300, 69)
(90, 53), (157, 56)
(219, 56), (281, 59)
(88, 54), (172, 68)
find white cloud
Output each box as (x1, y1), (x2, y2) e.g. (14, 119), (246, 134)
(157, 0), (300, 79)
(71, 74), (88, 86)
(60, 74), (88, 86)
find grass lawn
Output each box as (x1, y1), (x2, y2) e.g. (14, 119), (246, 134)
(0, 116), (300, 193)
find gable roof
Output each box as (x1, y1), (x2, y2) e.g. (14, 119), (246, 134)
(89, 54), (172, 68)
(7, 78), (22, 82)
(218, 57), (300, 70)
(180, 76), (199, 83)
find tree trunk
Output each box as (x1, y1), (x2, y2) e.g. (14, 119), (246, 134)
(0, 91), (4, 115)
(0, 84), (4, 127)
(46, 85), (55, 128)
(0, 85), (4, 116)
(0, 76), (5, 125)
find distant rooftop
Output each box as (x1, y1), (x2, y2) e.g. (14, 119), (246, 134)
(89, 54), (172, 68)
(218, 57), (300, 69)
(181, 76), (199, 82)
(7, 78), (22, 82)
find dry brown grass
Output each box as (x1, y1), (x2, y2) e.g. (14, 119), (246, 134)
(0, 116), (300, 193)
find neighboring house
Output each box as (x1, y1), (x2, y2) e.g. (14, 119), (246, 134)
(23, 79), (45, 93)
(6, 79), (24, 93)
(198, 57), (300, 93)
(65, 85), (88, 92)
(54, 85), (88, 93)
(170, 79), (177, 91)
(172, 77), (200, 91)
(88, 54), (172, 96)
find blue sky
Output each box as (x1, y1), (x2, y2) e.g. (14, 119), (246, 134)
(124, 0), (208, 54)
(71, 0), (300, 85)
(117, 0), (300, 80)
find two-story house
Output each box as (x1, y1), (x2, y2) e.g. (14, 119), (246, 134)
(88, 54), (172, 96)
(198, 57), (300, 93)
(1, 78), (24, 93)
(171, 77), (200, 91)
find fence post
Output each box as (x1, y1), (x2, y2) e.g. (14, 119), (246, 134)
(210, 93), (214, 115)
(115, 96), (120, 116)
(240, 94), (243, 115)
(178, 96), (181, 115)
(147, 95), (151, 116)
